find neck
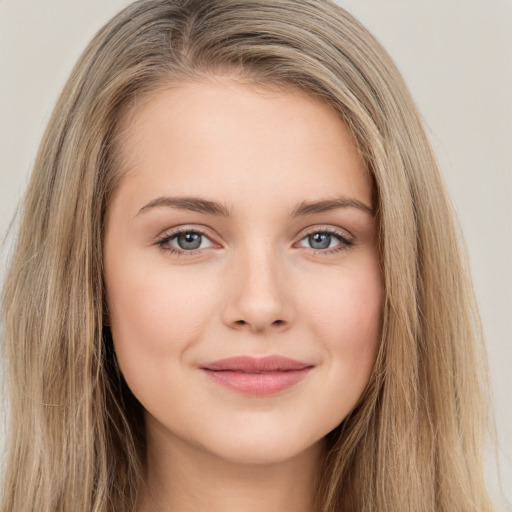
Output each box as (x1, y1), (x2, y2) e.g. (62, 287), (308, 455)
(137, 421), (326, 512)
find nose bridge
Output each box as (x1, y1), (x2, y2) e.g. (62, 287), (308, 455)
(243, 243), (282, 298)
(222, 241), (292, 332)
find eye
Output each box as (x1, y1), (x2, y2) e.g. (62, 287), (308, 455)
(297, 229), (353, 253)
(157, 229), (215, 254)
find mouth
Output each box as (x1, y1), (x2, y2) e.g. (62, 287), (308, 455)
(199, 355), (315, 396)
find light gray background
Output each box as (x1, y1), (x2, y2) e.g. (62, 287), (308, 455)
(1, 0), (511, 506)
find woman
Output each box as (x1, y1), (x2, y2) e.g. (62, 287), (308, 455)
(0, 0), (495, 511)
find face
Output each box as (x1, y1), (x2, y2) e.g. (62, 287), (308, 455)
(104, 79), (383, 465)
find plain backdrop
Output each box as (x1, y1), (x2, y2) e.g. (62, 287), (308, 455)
(1, 0), (511, 507)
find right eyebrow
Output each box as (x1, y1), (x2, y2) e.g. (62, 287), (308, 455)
(136, 194), (375, 218)
(136, 196), (231, 217)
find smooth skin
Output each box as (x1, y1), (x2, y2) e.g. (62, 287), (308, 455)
(103, 78), (383, 512)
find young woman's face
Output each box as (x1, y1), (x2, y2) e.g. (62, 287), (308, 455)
(104, 79), (383, 465)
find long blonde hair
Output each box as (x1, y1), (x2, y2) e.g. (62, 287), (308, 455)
(1, 1), (493, 510)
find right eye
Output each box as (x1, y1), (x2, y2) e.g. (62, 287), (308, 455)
(157, 228), (215, 255)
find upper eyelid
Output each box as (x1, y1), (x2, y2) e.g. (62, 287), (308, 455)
(157, 225), (217, 241)
(297, 228), (353, 250)
(157, 225), (353, 251)
(158, 224), (351, 240)
(302, 225), (352, 237)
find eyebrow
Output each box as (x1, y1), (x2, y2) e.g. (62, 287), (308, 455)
(136, 195), (375, 218)
(137, 196), (231, 217)
(291, 197), (375, 217)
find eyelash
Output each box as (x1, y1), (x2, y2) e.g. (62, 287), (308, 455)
(156, 228), (213, 257)
(297, 228), (354, 255)
(156, 227), (354, 257)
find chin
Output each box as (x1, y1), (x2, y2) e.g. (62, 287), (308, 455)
(203, 431), (324, 466)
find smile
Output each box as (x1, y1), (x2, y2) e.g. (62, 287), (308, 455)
(199, 355), (315, 396)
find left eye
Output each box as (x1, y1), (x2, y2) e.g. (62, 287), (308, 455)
(165, 231), (214, 251)
(157, 228), (351, 255)
(298, 231), (346, 250)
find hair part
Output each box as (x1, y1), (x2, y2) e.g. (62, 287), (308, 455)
(1, 1), (493, 510)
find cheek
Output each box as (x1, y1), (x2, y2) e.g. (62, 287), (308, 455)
(306, 260), (383, 391)
(104, 253), (219, 389)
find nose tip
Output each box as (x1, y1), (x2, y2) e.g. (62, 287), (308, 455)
(221, 257), (293, 334)
(232, 318), (288, 333)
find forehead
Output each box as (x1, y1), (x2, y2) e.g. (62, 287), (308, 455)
(111, 78), (373, 215)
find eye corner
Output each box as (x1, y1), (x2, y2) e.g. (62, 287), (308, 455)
(295, 227), (355, 255)
(154, 226), (222, 257)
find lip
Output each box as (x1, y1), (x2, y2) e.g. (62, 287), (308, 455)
(199, 355), (314, 396)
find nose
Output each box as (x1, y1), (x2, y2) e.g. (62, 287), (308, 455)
(221, 247), (294, 334)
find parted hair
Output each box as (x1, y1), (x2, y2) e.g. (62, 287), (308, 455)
(1, 1), (493, 510)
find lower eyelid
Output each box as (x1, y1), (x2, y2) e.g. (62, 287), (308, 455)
(155, 228), (353, 255)
(299, 230), (352, 245)
(160, 230), (214, 250)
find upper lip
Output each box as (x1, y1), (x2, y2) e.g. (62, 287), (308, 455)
(200, 355), (313, 372)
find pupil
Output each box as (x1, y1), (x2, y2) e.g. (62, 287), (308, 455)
(309, 233), (330, 250)
(178, 233), (202, 250)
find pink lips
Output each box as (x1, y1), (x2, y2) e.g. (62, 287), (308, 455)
(199, 355), (314, 396)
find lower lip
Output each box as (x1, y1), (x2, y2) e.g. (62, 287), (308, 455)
(200, 368), (313, 396)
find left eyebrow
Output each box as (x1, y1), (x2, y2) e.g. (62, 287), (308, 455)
(291, 197), (375, 217)
(135, 194), (375, 218)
